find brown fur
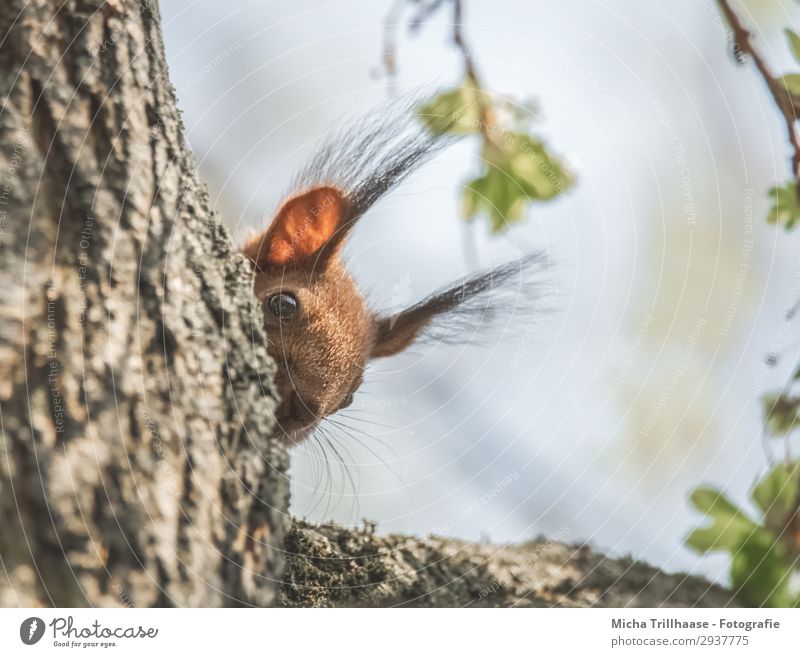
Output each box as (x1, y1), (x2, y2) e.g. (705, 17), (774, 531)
(245, 186), (402, 444)
(253, 259), (373, 444)
(244, 179), (542, 445)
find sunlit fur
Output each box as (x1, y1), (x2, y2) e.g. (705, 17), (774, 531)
(252, 256), (373, 444)
(242, 106), (548, 446)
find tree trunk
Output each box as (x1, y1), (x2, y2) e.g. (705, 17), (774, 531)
(0, 0), (732, 608)
(0, 0), (288, 607)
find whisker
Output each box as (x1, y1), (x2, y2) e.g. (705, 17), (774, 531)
(319, 424), (361, 468)
(329, 415), (405, 451)
(318, 427), (361, 523)
(325, 418), (407, 488)
(337, 409), (400, 431)
(303, 434), (323, 494)
(304, 431), (335, 518)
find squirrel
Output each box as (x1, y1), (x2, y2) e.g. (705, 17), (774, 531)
(242, 102), (546, 445)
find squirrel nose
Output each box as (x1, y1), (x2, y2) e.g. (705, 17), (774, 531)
(289, 392), (320, 424)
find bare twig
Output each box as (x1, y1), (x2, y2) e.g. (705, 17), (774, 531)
(450, 0), (479, 85)
(379, 0), (491, 266)
(380, 0), (406, 86)
(408, 0), (448, 31)
(717, 0), (800, 198)
(382, 0), (495, 138)
(450, 0), (494, 137)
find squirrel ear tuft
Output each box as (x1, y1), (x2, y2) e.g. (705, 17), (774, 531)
(371, 314), (423, 359)
(243, 186), (347, 269)
(370, 253), (550, 359)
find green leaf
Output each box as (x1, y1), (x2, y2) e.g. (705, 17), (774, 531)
(752, 462), (800, 521)
(420, 84), (573, 233)
(460, 134), (573, 233)
(686, 487), (759, 552)
(688, 467), (800, 607)
(417, 84), (488, 136)
(506, 135), (573, 199)
(786, 29), (800, 64)
(763, 394), (800, 435)
(690, 487), (743, 516)
(461, 170), (527, 232)
(730, 531), (798, 607)
(767, 181), (800, 230)
(778, 73), (800, 96)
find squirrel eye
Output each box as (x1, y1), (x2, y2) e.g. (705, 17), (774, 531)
(267, 292), (299, 320)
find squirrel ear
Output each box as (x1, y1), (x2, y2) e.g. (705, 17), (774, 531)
(243, 186), (347, 269)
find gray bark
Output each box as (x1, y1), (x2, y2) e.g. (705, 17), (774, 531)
(0, 0), (288, 607)
(281, 521), (734, 608)
(0, 0), (732, 609)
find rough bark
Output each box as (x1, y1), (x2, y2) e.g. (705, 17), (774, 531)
(0, 0), (732, 609)
(0, 0), (288, 607)
(281, 521), (734, 608)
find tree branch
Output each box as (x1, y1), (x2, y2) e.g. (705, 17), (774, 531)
(382, 0), (495, 137)
(717, 0), (800, 198)
(280, 521), (734, 608)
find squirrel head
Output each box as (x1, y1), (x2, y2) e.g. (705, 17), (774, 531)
(243, 186), (372, 444)
(243, 107), (548, 445)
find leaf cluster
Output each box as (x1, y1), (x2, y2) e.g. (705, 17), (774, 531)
(418, 81), (573, 232)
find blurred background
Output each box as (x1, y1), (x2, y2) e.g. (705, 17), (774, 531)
(160, 0), (800, 584)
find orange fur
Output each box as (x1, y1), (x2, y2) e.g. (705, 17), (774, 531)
(245, 183), (525, 445)
(243, 186), (345, 269)
(245, 186), (377, 444)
